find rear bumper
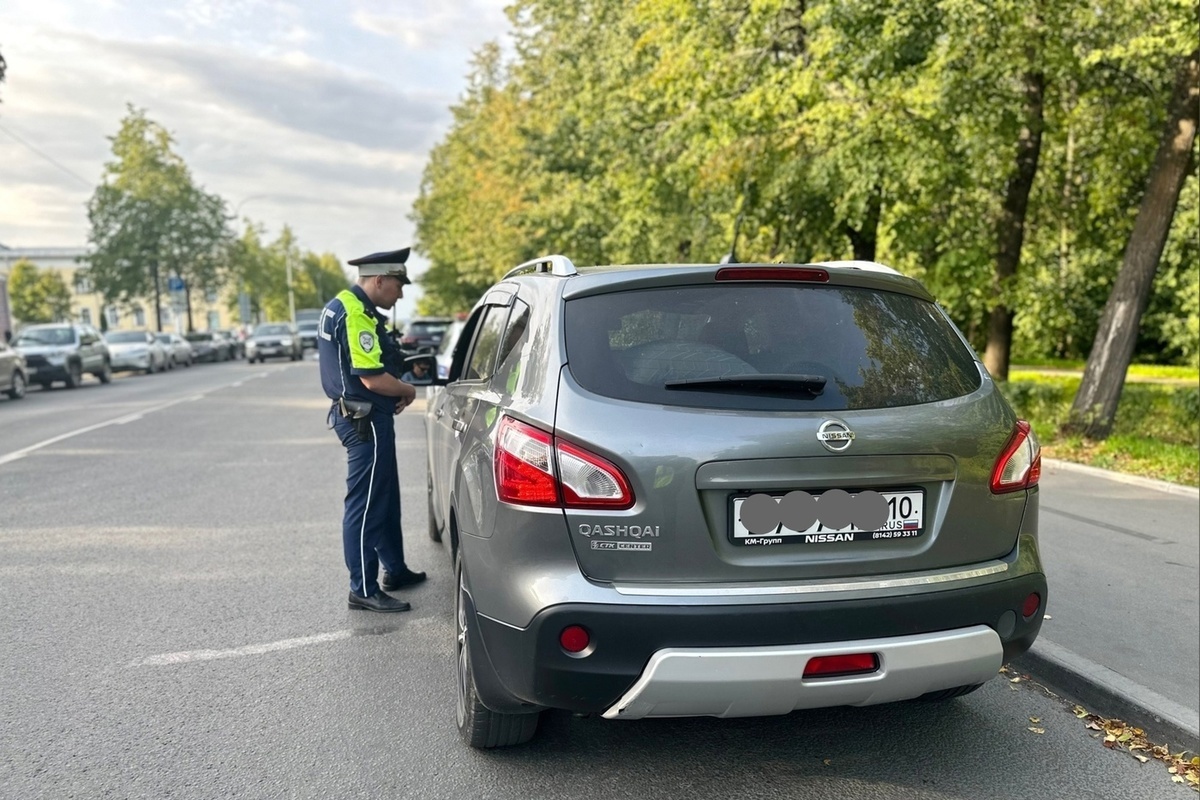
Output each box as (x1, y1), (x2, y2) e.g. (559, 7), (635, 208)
(470, 571), (1046, 715)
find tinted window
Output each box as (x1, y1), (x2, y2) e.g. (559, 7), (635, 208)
(106, 331), (148, 343)
(564, 285), (981, 411)
(464, 306), (509, 381)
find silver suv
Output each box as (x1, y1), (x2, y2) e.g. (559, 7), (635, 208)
(12, 322), (112, 389)
(425, 256), (1046, 748)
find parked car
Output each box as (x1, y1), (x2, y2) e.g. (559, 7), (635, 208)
(0, 340), (28, 400)
(245, 322), (302, 363)
(156, 333), (195, 368)
(12, 322), (112, 389)
(215, 328), (245, 359)
(434, 318), (467, 380)
(425, 256), (1046, 748)
(400, 316), (454, 351)
(105, 329), (169, 374)
(297, 319), (320, 351)
(185, 331), (232, 363)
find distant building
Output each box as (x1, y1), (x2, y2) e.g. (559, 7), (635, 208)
(0, 243), (237, 333)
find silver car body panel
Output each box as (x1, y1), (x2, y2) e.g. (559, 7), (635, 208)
(601, 625), (1003, 720)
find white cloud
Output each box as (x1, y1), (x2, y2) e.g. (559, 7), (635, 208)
(0, 1), (512, 318)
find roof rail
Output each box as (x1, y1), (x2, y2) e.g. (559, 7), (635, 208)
(503, 254), (578, 280)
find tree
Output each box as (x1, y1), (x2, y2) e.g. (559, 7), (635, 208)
(84, 106), (231, 331)
(8, 260), (73, 324)
(1067, 48), (1199, 438)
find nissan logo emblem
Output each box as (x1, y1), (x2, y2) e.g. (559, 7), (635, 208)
(817, 419), (855, 452)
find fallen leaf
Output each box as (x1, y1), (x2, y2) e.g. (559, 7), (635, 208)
(1134, 754), (1149, 763)
(1028, 727), (1045, 734)
(1073, 706), (1089, 718)
(1043, 614), (1052, 620)
(1009, 676), (1022, 683)
(1029, 717), (1041, 724)
(823, 759), (831, 766)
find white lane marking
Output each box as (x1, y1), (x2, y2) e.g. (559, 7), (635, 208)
(131, 631), (352, 667)
(0, 380), (261, 466)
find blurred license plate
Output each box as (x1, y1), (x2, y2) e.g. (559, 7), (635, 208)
(730, 489), (924, 546)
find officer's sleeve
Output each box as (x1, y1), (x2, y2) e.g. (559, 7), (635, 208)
(345, 306), (386, 375)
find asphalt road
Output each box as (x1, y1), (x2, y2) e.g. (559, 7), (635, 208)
(0, 361), (1192, 799)
(1036, 463), (1199, 712)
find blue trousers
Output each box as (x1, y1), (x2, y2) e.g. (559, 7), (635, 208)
(333, 409), (407, 597)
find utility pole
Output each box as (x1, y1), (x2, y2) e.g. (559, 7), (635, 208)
(286, 249), (296, 325)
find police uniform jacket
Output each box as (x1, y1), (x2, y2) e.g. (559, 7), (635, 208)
(318, 285), (404, 414)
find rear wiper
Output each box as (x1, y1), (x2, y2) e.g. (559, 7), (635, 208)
(664, 373), (826, 396)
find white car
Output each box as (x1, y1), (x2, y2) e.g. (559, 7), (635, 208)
(105, 330), (169, 374)
(156, 332), (195, 368)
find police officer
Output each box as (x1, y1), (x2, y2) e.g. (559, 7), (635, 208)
(318, 247), (426, 612)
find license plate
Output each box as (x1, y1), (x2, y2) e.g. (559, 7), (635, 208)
(730, 489), (925, 546)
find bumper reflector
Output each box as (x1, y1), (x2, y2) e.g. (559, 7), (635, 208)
(803, 653), (879, 679)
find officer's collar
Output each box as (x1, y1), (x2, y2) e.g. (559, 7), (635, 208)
(349, 284), (387, 323)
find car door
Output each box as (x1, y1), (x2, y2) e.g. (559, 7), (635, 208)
(429, 295), (514, 537)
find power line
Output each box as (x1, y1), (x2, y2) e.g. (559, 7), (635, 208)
(0, 121), (94, 188)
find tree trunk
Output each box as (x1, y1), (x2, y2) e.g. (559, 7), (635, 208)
(152, 260), (162, 332)
(1065, 50), (1199, 439)
(983, 70), (1045, 382)
(843, 186), (882, 262)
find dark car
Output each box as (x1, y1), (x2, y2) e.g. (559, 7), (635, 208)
(12, 322), (112, 389)
(245, 323), (303, 363)
(185, 331), (232, 363)
(400, 316), (454, 350)
(296, 319), (320, 350)
(425, 255), (1045, 748)
(0, 340), (28, 400)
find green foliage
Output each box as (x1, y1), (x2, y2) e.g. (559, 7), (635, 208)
(223, 223), (345, 323)
(8, 260), (73, 324)
(84, 106), (231, 329)
(1002, 373), (1199, 484)
(413, 0), (1199, 376)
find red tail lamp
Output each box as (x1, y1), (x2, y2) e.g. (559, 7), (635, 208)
(803, 653), (879, 678)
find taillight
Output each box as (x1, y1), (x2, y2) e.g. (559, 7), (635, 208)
(557, 440), (633, 509)
(715, 266), (830, 282)
(494, 416), (634, 509)
(495, 417), (558, 506)
(990, 420), (1041, 494)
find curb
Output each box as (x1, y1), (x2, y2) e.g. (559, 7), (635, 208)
(1011, 638), (1200, 754)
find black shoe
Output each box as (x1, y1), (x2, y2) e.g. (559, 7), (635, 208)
(347, 591), (411, 613)
(380, 567), (427, 591)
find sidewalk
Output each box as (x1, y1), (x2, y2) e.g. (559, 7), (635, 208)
(1011, 459), (1200, 753)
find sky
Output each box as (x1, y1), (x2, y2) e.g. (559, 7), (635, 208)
(0, 0), (513, 321)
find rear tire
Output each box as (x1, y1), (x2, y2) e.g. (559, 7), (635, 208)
(98, 360), (112, 384)
(455, 551), (539, 748)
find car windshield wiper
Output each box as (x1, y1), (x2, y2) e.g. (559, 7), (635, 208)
(664, 373), (827, 396)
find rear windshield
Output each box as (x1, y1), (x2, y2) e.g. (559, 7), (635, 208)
(106, 331), (147, 343)
(564, 285), (981, 411)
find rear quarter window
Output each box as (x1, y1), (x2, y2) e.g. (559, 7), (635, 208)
(564, 284), (981, 412)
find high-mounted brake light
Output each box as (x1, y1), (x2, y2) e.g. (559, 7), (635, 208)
(494, 416), (634, 509)
(715, 267), (830, 283)
(990, 420), (1041, 494)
